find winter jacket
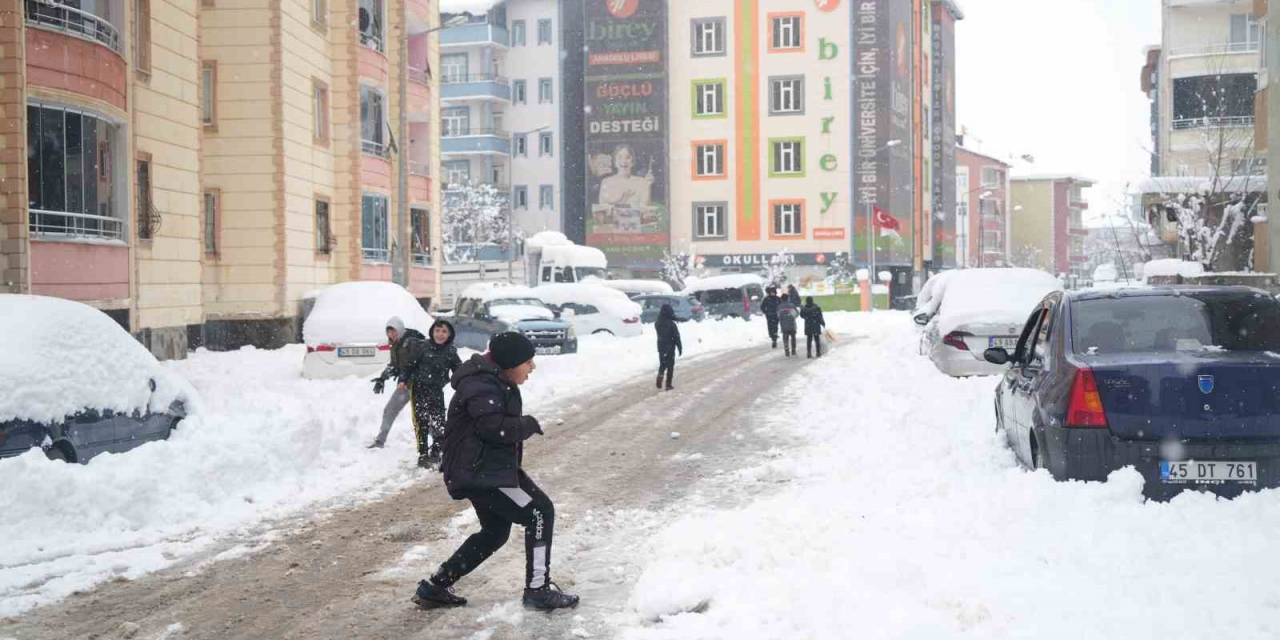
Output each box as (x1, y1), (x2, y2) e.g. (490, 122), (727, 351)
(786, 286), (801, 306)
(440, 354), (541, 499)
(655, 305), (683, 355)
(778, 300), (799, 333)
(401, 320), (462, 392)
(760, 294), (781, 319)
(801, 303), (826, 336)
(379, 328), (427, 381)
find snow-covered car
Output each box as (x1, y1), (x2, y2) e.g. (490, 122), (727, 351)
(917, 268), (1062, 377)
(912, 269), (958, 324)
(592, 278), (675, 300)
(449, 283), (578, 355)
(0, 295), (196, 463)
(682, 274), (766, 319)
(635, 294), (705, 323)
(301, 281), (433, 379)
(532, 283), (644, 338)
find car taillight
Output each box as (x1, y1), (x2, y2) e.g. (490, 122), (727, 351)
(377, 344), (391, 351)
(1066, 368), (1108, 428)
(942, 331), (972, 351)
(624, 317), (639, 324)
(307, 344), (336, 353)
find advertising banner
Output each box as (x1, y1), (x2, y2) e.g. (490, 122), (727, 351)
(931, 5), (957, 268)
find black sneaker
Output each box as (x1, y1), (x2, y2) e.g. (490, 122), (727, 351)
(523, 581), (579, 611)
(412, 579), (466, 608)
(367, 440), (385, 449)
(417, 454), (433, 469)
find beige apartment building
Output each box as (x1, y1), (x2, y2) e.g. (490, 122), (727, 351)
(1009, 175), (1093, 281)
(0, 0), (441, 358)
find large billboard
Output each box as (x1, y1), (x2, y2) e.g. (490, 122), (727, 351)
(583, 0), (669, 271)
(931, 4), (957, 268)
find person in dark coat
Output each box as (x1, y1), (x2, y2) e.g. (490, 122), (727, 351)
(760, 286), (781, 349)
(786, 284), (802, 306)
(413, 332), (580, 612)
(801, 297), (827, 358)
(777, 296), (799, 357)
(399, 319), (463, 468)
(655, 303), (683, 390)
(369, 316), (421, 450)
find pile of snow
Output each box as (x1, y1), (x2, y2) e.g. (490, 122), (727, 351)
(0, 295), (197, 424)
(593, 279), (674, 297)
(1092, 263), (1118, 283)
(1142, 258), (1204, 281)
(538, 244), (608, 269)
(934, 269), (1061, 335)
(302, 281), (432, 345)
(682, 273), (765, 294)
(913, 270), (959, 317)
(533, 283), (643, 319)
(525, 231), (574, 248)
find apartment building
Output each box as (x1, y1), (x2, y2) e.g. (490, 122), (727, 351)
(0, 0), (441, 358)
(955, 146), (1011, 268)
(1010, 175), (1093, 280)
(504, 0), (560, 234)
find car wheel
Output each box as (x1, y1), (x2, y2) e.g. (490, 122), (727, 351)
(45, 443), (71, 463)
(593, 329), (614, 336)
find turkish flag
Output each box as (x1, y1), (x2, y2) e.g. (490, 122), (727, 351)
(873, 206), (901, 232)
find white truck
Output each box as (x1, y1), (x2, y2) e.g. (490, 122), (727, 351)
(524, 231), (609, 286)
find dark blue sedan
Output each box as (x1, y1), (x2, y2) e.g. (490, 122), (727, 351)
(986, 286), (1280, 499)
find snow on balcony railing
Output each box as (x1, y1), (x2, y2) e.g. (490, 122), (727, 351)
(1171, 115), (1254, 130)
(361, 139), (390, 158)
(441, 73), (509, 86)
(441, 126), (509, 138)
(362, 247), (390, 262)
(1169, 41), (1260, 57)
(25, 0), (121, 54)
(30, 209), (125, 241)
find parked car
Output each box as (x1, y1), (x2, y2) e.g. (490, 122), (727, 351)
(0, 295), (195, 463)
(593, 278), (676, 300)
(532, 283), (644, 338)
(917, 268), (1061, 377)
(302, 281), (433, 379)
(636, 294), (705, 323)
(683, 274), (765, 319)
(987, 286), (1280, 500)
(449, 283), (578, 355)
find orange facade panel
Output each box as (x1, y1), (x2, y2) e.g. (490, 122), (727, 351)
(358, 45), (389, 86)
(361, 155), (392, 191)
(30, 240), (129, 300)
(26, 29), (126, 111)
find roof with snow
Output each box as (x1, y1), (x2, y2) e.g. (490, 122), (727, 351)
(956, 145), (1012, 168)
(1135, 175), (1267, 194)
(682, 273), (765, 293)
(539, 244), (608, 269)
(303, 281), (433, 345)
(525, 230), (573, 248)
(1010, 174), (1095, 185)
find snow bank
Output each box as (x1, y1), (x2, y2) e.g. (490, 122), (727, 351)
(935, 269), (1061, 335)
(302, 281), (433, 345)
(0, 295), (196, 424)
(533, 283), (643, 319)
(621, 313), (1280, 639)
(1142, 258), (1204, 280)
(682, 273), (765, 293)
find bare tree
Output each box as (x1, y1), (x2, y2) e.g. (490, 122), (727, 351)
(442, 182), (517, 264)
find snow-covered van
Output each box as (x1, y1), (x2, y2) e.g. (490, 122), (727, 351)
(682, 274), (766, 320)
(524, 231), (608, 286)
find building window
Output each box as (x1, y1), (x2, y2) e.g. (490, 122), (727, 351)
(312, 0), (326, 28)
(1229, 14), (1261, 51)
(313, 80), (329, 143)
(980, 166), (1004, 187)
(539, 131), (554, 156)
(360, 85), (387, 156)
(315, 198), (332, 253)
(538, 78), (553, 103)
(443, 160), (470, 185)
(691, 18), (725, 57)
(442, 107), (469, 136)
(694, 202), (727, 239)
(513, 79), (527, 104)
(539, 185), (554, 209)
(511, 19), (526, 46)
(361, 193), (389, 262)
(769, 76), (803, 115)
(203, 191), (218, 255)
(26, 104), (121, 239)
(133, 0), (151, 75)
(537, 18), (552, 45)
(136, 156), (154, 239)
(772, 200), (803, 236)
(513, 185), (528, 209)
(769, 138), (804, 177)
(358, 0), (384, 52)
(411, 207), (431, 265)
(693, 141), (725, 178)
(1172, 74), (1256, 128)
(441, 53), (468, 82)
(693, 79), (725, 118)
(769, 14), (803, 51)
(513, 133), (527, 156)
(201, 61), (217, 128)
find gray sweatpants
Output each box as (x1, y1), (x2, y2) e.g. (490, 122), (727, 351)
(372, 386), (410, 446)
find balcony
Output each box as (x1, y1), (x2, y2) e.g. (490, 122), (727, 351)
(362, 139), (391, 158)
(441, 127), (511, 155)
(440, 22), (509, 48)
(1172, 115), (1255, 130)
(441, 74), (511, 102)
(30, 209), (125, 241)
(25, 0), (120, 54)
(1168, 42), (1260, 58)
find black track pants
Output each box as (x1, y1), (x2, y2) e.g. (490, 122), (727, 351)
(432, 471), (555, 589)
(658, 348), (676, 387)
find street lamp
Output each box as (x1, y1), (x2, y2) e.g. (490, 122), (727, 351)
(859, 139), (901, 311)
(506, 124), (551, 282)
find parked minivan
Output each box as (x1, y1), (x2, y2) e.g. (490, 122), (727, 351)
(683, 274), (766, 320)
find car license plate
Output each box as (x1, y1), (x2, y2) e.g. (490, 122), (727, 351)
(988, 336), (1019, 349)
(1160, 460), (1256, 484)
(535, 346), (561, 356)
(337, 347), (376, 358)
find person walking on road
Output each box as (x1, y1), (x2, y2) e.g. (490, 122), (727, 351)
(786, 284), (802, 307)
(400, 319), (462, 469)
(368, 317), (421, 451)
(802, 297), (827, 358)
(761, 286), (781, 349)
(655, 303), (683, 391)
(413, 332), (580, 612)
(778, 296), (800, 357)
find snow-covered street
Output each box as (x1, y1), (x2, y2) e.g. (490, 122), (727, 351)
(7, 312), (1280, 639)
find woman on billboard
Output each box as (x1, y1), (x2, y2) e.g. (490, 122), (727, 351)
(597, 145), (653, 209)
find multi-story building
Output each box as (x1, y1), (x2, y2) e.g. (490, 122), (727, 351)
(1141, 45), (1162, 176)
(1009, 175), (1093, 280)
(955, 146), (1011, 268)
(1, 0), (441, 358)
(1157, 0), (1262, 178)
(504, 0), (561, 234)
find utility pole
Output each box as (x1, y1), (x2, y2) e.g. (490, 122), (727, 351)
(394, 0), (409, 287)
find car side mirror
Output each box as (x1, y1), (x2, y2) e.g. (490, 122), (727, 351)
(983, 347), (1011, 365)
(913, 313), (931, 326)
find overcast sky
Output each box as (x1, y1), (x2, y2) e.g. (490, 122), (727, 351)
(955, 0), (1161, 218)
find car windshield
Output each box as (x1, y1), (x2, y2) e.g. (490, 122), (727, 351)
(1072, 293), (1280, 354)
(490, 298), (548, 309)
(575, 267), (607, 281)
(701, 289), (740, 305)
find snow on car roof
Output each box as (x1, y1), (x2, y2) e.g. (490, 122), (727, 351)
(460, 282), (544, 302)
(525, 230), (574, 248)
(593, 279), (674, 295)
(538, 244), (608, 269)
(302, 281), (433, 345)
(0, 295), (197, 424)
(1142, 259), (1204, 280)
(935, 269), (1062, 335)
(533, 283), (642, 318)
(682, 273), (765, 293)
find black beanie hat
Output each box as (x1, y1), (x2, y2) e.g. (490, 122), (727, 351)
(488, 331), (536, 369)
